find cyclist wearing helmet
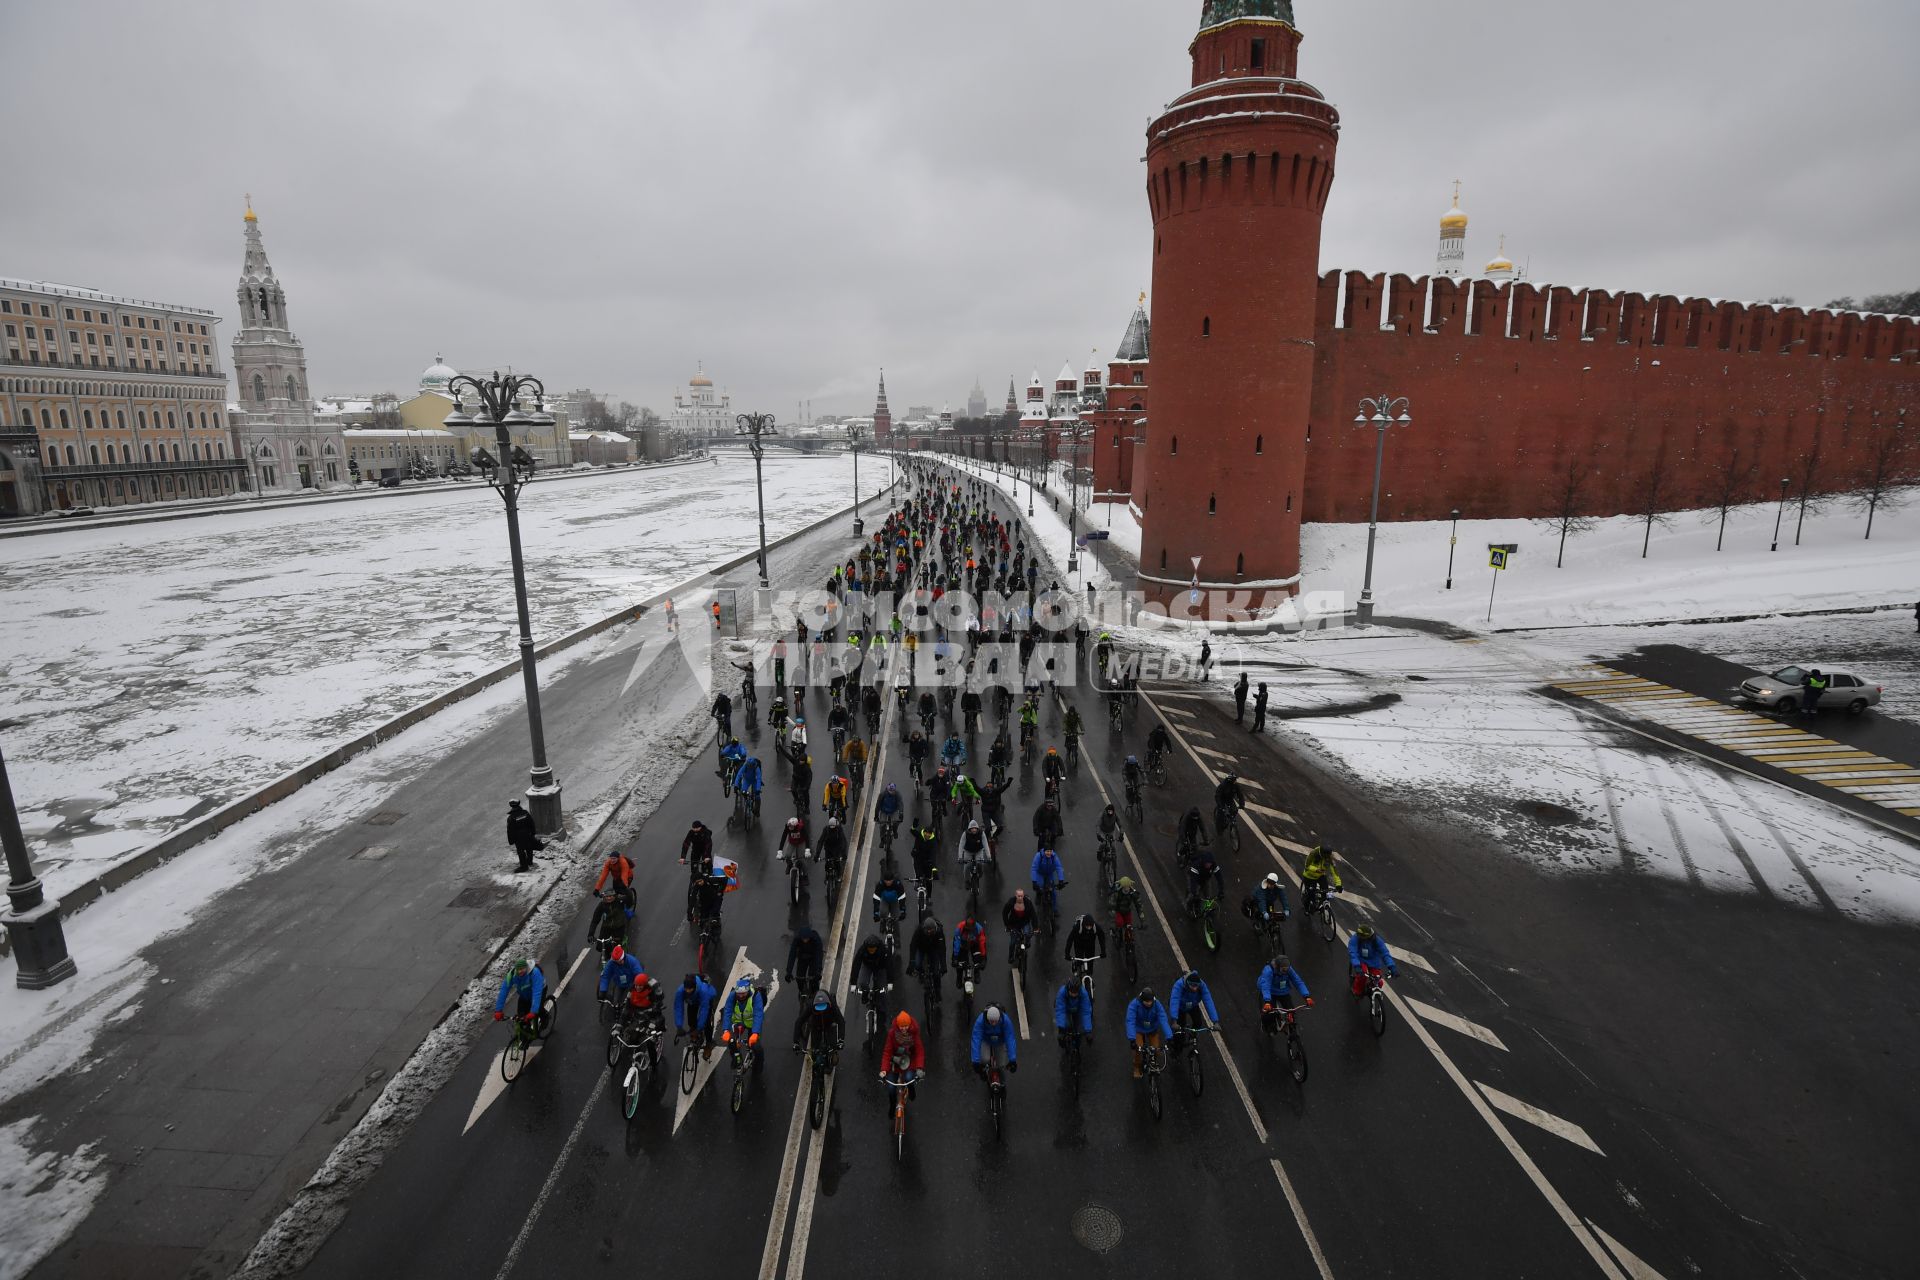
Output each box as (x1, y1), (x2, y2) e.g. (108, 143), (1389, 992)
(776, 816), (811, 864)
(958, 818), (992, 872)
(1109, 875), (1142, 937)
(1041, 746), (1066, 793)
(1122, 754), (1145, 792)
(674, 973), (718, 1055)
(1214, 773), (1245, 815)
(1301, 844), (1344, 910)
(493, 956), (545, 1024)
(718, 736), (746, 787)
(907, 914), (948, 984)
(1125, 987), (1172, 1077)
(818, 816), (848, 870)
(1055, 978), (1094, 1042)
(732, 754), (764, 802)
(1248, 871), (1291, 925)
(873, 781), (905, 829)
(1096, 803), (1121, 847)
(1259, 953), (1313, 1029)
(970, 1003), (1019, 1077)
(719, 976), (767, 1061)
(1032, 798), (1064, 848)
(793, 987), (846, 1055)
(1170, 969), (1220, 1046)
(880, 1010), (927, 1099)
(1348, 923), (1398, 995)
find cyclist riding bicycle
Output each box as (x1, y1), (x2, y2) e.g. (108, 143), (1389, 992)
(880, 1011), (927, 1099)
(1041, 746), (1066, 794)
(1177, 806), (1209, 859)
(598, 945), (647, 1004)
(1126, 986), (1172, 1078)
(909, 823), (941, 884)
(822, 773), (851, 820)
(718, 976), (766, 1062)
(940, 733), (967, 770)
(987, 731), (1012, 779)
(1033, 799), (1064, 850)
(1096, 803), (1121, 850)
(1055, 979), (1094, 1044)
(1348, 924), (1399, 995)
(849, 936), (889, 1000)
(1145, 722), (1173, 766)
(588, 881), (635, 948)
(792, 988), (846, 1055)
(906, 730), (931, 781)
(1214, 773), (1245, 820)
(1247, 872), (1292, 928)
(768, 694), (790, 736)
(493, 956), (546, 1024)
(675, 973), (718, 1055)
(952, 915), (989, 986)
(785, 923), (824, 992)
(872, 868), (909, 930)
(1186, 853), (1225, 916)
(843, 736), (870, 781)
(681, 820), (715, 874)
(790, 754), (814, 810)
(873, 781), (905, 832)
(688, 869), (728, 929)
(1062, 705), (1083, 749)
(732, 756), (764, 807)
(818, 816), (848, 871)
(1259, 953), (1314, 1028)
(775, 816), (811, 865)
(790, 717), (809, 759)
(958, 819), (992, 871)
(1169, 970), (1220, 1047)
(1030, 846), (1068, 914)
(907, 915), (948, 985)
(971, 1004), (1019, 1079)
(1302, 844), (1345, 909)
(1109, 875), (1142, 938)
(1064, 912), (1106, 967)
(1003, 889), (1039, 944)
(718, 737), (746, 789)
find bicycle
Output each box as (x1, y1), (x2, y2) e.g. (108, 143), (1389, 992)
(742, 685), (758, 730)
(696, 912), (721, 974)
(1060, 1028), (1085, 1097)
(910, 874), (935, 921)
(1007, 927), (1033, 986)
(857, 981), (891, 1054)
(981, 1059), (1008, 1140)
(1095, 837), (1118, 897)
(797, 1039), (838, 1131)
(1195, 892), (1222, 952)
(607, 1009), (662, 1121)
(823, 845), (843, 900)
(1070, 953), (1098, 1001)
(785, 845), (809, 906)
(675, 1028), (707, 1096)
(865, 707), (881, 740)
(917, 962), (943, 1021)
(1147, 746), (1169, 787)
(989, 760), (1008, 790)
(791, 781), (811, 818)
(1173, 1021), (1212, 1098)
(880, 903), (901, 958)
(1106, 696), (1124, 732)
(1214, 801), (1241, 852)
(1065, 735), (1080, 770)
(1263, 1002), (1310, 1084)
(590, 897), (627, 965)
(1357, 967), (1390, 1037)
(1115, 919), (1140, 987)
(963, 707), (979, 736)
(1255, 910), (1289, 964)
(1034, 880), (1066, 936)
(879, 817), (900, 854)
(884, 1055), (917, 1162)
(1304, 884), (1338, 944)
(724, 1029), (757, 1114)
(954, 952), (980, 1012)
(499, 1010), (544, 1084)
(1139, 1038), (1167, 1120)
(1123, 778), (1143, 822)
(831, 726), (847, 761)
(1019, 726), (1035, 766)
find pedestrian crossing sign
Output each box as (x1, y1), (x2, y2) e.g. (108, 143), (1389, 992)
(1487, 543), (1517, 570)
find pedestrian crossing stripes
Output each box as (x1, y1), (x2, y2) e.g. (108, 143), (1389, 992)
(1552, 667), (1920, 822)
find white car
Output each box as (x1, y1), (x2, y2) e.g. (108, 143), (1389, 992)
(1735, 665), (1883, 716)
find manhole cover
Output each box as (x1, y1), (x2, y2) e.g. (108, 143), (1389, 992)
(364, 810), (406, 827)
(1071, 1204), (1123, 1254)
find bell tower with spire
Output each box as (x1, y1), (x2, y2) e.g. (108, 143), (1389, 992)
(872, 369), (892, 447)
(1135, 0), (1339, 613)
(1437, 180), (1468, 278)
(230, 199), (343, 492)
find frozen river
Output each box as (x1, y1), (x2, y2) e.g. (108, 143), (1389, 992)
(0, 451), (874, 882)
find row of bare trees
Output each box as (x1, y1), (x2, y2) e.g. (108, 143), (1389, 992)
(1531, 415), (1916, 565)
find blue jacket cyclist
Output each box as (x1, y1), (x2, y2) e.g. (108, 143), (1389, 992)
(719, 977), (766, 1052)
(1169, 970), (1219, 1039)
(970, 1004), (1019, 1076)
(1347, 924), (1398, 995)
(733, 755), (763, 796)
(676, 973), (719, 1049)
(1055, 982), (1094, 1040)
(493, 956), (545, 1023)
(1258, 955), (1313, 1027)
(598, 946), (646, 1000)
(1124, 987), (1173, 1078)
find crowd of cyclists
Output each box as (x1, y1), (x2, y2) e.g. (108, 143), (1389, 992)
(494, 459), (1401, 1135)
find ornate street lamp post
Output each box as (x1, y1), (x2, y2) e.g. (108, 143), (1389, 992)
(444, 373), (564, 834)
(1446, 508), (1460, 589)
(0, 729), (77, 989)
(1352, 393), (1413, 627)
(847, 421), (867, 535)
(736, 412), (779, 588)
(1770, 477), (1791, 552)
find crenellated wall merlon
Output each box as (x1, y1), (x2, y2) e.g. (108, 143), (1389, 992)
(1323, 267), (1920, 364)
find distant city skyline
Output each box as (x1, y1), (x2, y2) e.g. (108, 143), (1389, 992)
(2, 1), (1912, 415)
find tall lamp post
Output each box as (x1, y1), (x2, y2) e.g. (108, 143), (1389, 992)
(1445, 508), (1460, 589)
(1769, 477), (1791, 552)
(847, 422), (867, 535)
(444, 373), (564, 835)
(1, 729), (77, 989)
(1352, 393), (1413, 627)
(736, 412), (779, 588)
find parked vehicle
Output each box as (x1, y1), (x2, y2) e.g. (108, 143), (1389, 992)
(1735, 665), (1882, 716)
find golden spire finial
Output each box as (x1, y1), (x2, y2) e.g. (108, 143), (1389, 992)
(1138, 290), (1147, 307)
(244, 192), (257, 222)
(1451, 178), (1461, 208)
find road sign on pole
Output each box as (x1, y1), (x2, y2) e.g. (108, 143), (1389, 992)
(1485, 544), (1517, 621)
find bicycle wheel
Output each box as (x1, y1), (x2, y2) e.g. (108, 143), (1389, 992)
(1186, 1040), (1205, 1097)
(1287, 1029), (1309, 1084)
(1202, 912), (1219, 952)
(1147, 1069), (1163, 1120)
(606, 1028), (626, 1068)
(1122, 938), (1139, 987)
(894, 1100), (907, 1161)
(1317, 902), (1337, 944)
(990, 1085), (1003, 1140)
(1370, 988), (1387, 1038)
(680, 1042), (699, 1095)
(1226, 824), (1240, 852)
(808, 1065), (828, 1130)
(501, 1035), (526, 1084)
(789, 866), (803, 907)
(731, 1069), (747, 1114)
(623, 1060), (645, 1120)
(1068, 1043), (1082, 1097)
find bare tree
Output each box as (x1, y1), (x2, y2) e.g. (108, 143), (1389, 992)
(1791, 425), (1837, 545)
(1531, 456), (1600, 567)
(1846, 414), (1917, 539)
(1705, 432), (1761, 550)
(1632, 435), (1678, 559)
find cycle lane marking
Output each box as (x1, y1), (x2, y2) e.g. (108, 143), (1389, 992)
(1585, 1221), (1674, 1280)
(673, 945), (768, 1134)
(464, 945), (592, 1136)
(1139, 688), (1632, 1280)
(1477, 1082), (1604, 1155)
(1404, 997), (1508, 1050)
(773, 692), (899, 1280)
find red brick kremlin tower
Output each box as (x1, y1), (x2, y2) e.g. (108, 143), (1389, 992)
(1136, 0), (1337, 612)
(872, 370), (892, 447)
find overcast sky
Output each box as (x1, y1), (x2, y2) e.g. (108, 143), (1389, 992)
(3, 1), (1914, 416)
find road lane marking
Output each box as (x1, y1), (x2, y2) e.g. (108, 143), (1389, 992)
(674, 946), (763, 1134)
(1010, 979), (1032, 1040)
(1586, 1220), (1674, 1280)
(464, 946), (592, 1136)
(491, 1060), (611, 1280)
(1269, 1159), (1337, 1280)
(1477, 1082), (1604, 1155)
(1406, 998), (1507, 1050)
(1245, 799), (1294, 822)
(1391, 944), (1434, 974)
(1193, 743), (1240, 763)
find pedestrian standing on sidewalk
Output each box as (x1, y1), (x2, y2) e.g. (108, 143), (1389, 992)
(664, 596), (677, 631)
(1199, 637), (1212, 679)
(711, 600), (722, 630)
(1233, 672), (1249, 723)
(1250, 683), (1269, 734)
(507, 800), (544, 872)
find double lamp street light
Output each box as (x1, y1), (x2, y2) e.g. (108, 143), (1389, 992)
(444, 373), (564, 835)
(1352, 392), (1413, 628)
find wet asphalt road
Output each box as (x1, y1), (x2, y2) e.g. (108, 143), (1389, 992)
(297, 475), (1920, 1280)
